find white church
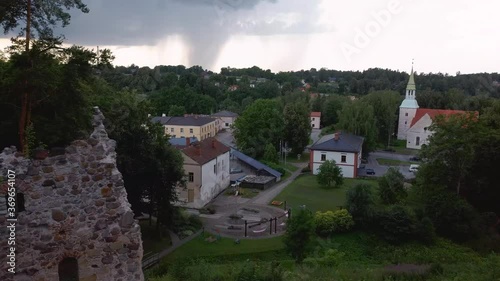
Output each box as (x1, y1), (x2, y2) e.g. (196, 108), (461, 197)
(397, 67), (473, 149)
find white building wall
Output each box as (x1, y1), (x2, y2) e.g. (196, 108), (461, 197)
(406, 115), (433, 149)
(219, 116), (236, 129)
(197, 151), (230, 207)
(397, 107), (418, 140)
(310, 117), (321, 129)
(311, 150), (356, 178)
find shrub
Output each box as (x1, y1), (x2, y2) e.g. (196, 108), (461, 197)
(378, 167), (407, 205)
(317, 248), (346, 266)
(346, 183), (375, 227)
(375, 205), (416, 244)
(414, 217), (436, 245)
(314, 211), (335, 237)
(331, 209), (355, 233)
(284, 208), (316, 263)
(261, 160), (286, 175)
(423, 191), (481, 242)
(314, 209), (354, 237)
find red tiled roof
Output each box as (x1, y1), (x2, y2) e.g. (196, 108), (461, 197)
(181, 137), (230, 165)
(410, 108), (476, 127)
(310, 112), (321, 118)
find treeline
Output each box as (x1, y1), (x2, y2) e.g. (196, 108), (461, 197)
(101, 64), (500, 98)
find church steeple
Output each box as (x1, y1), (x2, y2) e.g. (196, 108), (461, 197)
(400, 61), (419, 108)
(407, 65), (416, 91)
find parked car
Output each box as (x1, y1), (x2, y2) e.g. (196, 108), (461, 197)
(409, 156), (420, 161)
(409, 164), (420, 172)
(366, 169), (376, 175)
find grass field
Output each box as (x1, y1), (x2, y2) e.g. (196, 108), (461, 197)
(224, 187), (260, 198)
(162, 233), (286, 263)
(140, 220), (172, 254)
(271, 174), (378, 212)
(287, 152), (310, 163)
(148, 231), (500, 281)
(376, 158), (416, 166)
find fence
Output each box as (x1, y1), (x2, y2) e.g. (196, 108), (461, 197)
(243, 208), (291, 237)
(142, 252), (160, 270)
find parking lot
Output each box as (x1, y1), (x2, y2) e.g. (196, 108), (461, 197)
(358, 151), (418, 179)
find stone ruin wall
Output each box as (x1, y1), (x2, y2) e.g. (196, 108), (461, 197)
(0, 107), (144, 281)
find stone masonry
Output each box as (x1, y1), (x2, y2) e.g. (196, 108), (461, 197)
(0, 107), (144, 281)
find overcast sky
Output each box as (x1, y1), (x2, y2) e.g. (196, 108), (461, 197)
(1, 0), (499, 74)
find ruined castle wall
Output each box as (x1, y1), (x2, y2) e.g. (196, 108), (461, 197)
(0, 107), (144, 281)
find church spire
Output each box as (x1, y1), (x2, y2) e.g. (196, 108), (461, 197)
(407, 59), (416, 91)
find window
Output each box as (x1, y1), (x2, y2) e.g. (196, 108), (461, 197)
(321, 154), (326, 161)
(312, 118), (315, 121)
(225, 123), (229, 127)
(188, 172), (194, 182)
(170, 128), (174, 133)
(405, 113), (408, 116)
(190, 128), (193, 133)
(416, 136), (420, 146)
(180, 128), (184, 133)
(405, 121), (407, 125)
(312, 124), (315, 128)
(58, 257), (79, 281)
(341, 155), (347, 163)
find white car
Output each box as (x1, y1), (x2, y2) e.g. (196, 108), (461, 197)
(409, 164), (420, 172)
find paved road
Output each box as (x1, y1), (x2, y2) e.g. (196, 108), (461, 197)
(358, 151), (417, 179)
(215, 129), (236, 147)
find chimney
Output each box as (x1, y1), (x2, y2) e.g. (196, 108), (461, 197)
(162, 113), (166, 117)
(186, 137), (191, 146)
(211, 139), (216, 148)
(195, 115), (198, 119)
(334, 133), (339, 141)
(148, 114), (151, 118)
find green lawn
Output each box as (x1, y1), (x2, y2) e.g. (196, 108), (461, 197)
(271, 174), (378, 212)
(287, 152), (310, 163)
(376, 158), (415, 166)
(163, 233), (286, 263)
(224, 187), (260, 198)
(140, 220), (172, 254)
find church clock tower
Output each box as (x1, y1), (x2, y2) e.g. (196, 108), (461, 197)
(397, 65), (419, 140)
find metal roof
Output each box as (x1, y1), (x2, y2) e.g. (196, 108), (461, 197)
(310, 133), (364, 153)
(212, 110), (239, 117)
(230, 148), (282, 178)
(151, 116), (172, 125)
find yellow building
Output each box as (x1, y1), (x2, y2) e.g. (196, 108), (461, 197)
(152, 115), (218, 141)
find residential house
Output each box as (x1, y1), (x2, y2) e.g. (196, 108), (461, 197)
(152, 114), (218, 141)
(228, 85), (239, 92)
(309, 132), (364, 178)
(310, 112), (321, 128)
(176, 138), (231, 208)
(397, 66), (477, 149)
(211, 110), (239, 130)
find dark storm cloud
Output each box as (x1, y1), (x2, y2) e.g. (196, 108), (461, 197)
(47, 0), (324, 67)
